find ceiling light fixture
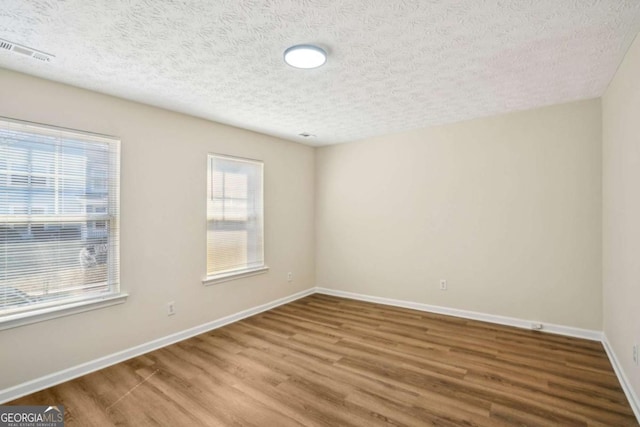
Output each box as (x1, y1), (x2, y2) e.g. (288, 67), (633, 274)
(284, 44), (327, 69)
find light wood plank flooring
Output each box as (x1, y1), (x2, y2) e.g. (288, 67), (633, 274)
(9, 294), (638, 426)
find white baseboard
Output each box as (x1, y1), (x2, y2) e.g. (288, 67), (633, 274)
(602, 335), (640, 422)
(0, 287), (315, 404)
(3, 285), (637, 425)
(314, 287), (602, 341)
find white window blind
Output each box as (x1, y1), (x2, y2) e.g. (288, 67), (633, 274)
(0, 118), (120, 317)
(207, 154), (264, 279)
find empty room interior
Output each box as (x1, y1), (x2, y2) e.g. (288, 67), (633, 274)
(1, 1), (640, 426)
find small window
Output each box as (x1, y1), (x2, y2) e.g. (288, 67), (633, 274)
(0, 117), (124, 327)
(205, 154), (265, 283)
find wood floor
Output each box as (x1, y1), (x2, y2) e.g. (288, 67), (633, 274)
(10, 294), (638, 426)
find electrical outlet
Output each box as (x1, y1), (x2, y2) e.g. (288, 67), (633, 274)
(167, 301), (175, 316)
(439, 279), (447, 290)
(634, 344), (638, 366)
(287, 272), (293, 282)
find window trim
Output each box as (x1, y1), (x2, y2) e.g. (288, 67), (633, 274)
(205, 153), (266, 284)
(0, 292), (128, 331)
(202, 265), (269, 286)
(0, 116), (123, 327)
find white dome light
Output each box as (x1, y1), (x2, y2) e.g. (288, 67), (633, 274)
(284, 45), (327, 69)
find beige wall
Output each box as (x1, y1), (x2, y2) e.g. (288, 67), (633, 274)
(603, 34), (640, 399)
(316, 99), (602, 330)
(0, 58), (627, 395)
(0, 68), (316, 390)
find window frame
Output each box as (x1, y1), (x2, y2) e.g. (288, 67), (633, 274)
(0, 117), (126, 330)
(203, 153), (268, 286)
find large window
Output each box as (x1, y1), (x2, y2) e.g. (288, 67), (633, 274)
(0, 118), (123, 327)
(205, 154), (265, 283)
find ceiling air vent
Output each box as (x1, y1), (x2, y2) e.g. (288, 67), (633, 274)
(0, 40), (13, 51)
(0, 38), (55, 63)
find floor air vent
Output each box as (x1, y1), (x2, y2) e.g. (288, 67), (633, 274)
(0, 38), (54, 63)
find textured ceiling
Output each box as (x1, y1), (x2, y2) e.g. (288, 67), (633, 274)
(1, 1), (640, 146)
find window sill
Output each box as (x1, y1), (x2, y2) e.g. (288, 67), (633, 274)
(202, 266), (269, 286)
(0, 293), (128, 331)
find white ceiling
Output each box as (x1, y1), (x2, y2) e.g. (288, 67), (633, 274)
(1, 1), (640, 146)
